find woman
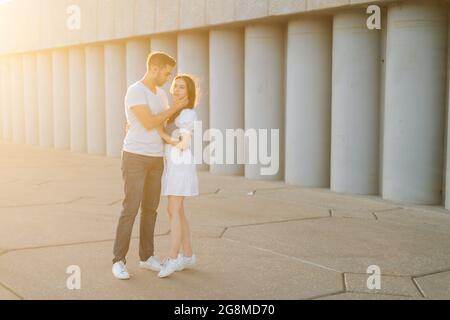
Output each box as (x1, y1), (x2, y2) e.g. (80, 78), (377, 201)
(156, 74), (199, 278)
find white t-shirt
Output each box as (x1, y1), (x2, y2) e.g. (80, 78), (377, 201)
(123, 81), (169, 157)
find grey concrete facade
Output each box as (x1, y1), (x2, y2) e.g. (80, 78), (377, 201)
(1, 0), (450, 210)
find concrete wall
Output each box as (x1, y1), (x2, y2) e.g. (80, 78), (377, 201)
(0, 0), (391, 55)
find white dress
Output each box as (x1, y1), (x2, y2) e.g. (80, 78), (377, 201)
(161, 109), (199, 197)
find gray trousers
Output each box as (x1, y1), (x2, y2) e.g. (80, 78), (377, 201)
(113, 151), (164, 264)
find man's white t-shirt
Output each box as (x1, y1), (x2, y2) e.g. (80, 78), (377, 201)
(123, 81), (169, 157)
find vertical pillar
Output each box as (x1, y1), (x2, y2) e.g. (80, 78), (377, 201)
(177, 31), (210, 171)
(52, 49), (70, 150)
(23, 53), (39, 145)
(384, 0), (448, 204)
(331, 10), (381, 195)
(37, 52), (54, 148)
(245, 23), (285, 180)
(85, 45), (106, 156)
(0, 57), (12, 141)
(126, 38), (150, 86)
(286, 18), (332, 187)
(10, 55), (25, 144)
(444, 8), (450, 209)
(209, 28), (245, 176)
(105, 42), (127, 158)
(69, 47), (87, 153)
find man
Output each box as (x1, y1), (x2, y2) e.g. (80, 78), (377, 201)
(112, 52), (188, 280)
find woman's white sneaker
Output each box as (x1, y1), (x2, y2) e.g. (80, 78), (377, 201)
(176, 254), (197, 271)
(139, 256), (162, 272)
(158, 258), (180, 278)
(112, 261), (130, 280)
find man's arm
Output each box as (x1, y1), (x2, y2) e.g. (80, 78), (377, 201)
(130, 96), (188, 132)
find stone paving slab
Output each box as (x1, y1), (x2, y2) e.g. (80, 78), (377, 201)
(255, 188), (400, 213)
(0, 205), (138, 250)
(375, 208), (450, 235)
(344, 273), (422, 298)
(414, 271), (450, 299)
(0, 237), (343, 300)
(185, 195), (330, 228)
(223, 218), (450, 276)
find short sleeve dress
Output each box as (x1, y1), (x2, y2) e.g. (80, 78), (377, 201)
(161, 109), (199, 197)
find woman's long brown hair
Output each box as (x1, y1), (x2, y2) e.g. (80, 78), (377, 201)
(167, 74), (198, 124)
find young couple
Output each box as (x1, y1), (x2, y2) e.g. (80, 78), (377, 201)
(112, 52), (199, 279)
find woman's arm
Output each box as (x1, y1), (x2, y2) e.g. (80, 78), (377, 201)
(156, 125), (179, 146)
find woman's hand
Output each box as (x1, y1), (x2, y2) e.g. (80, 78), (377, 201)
(174, 133), (191, 151)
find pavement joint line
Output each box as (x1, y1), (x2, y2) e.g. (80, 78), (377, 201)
(220, 215), (332, 236)
(307, 290), (347, 300)
(218, 227), (229, 239)
(344, 272), (414, 278)
(411, 278), (426, 298)
(0, 281), (24, 300)
(0, 197), (85, 209)
(107, 199), (123, 206)
(372, 207), (403, 214)
(411, 267), (450, 279)
(222, 237), (342, 274)
(345, 289), (423, 299)
(35, 180), (53, 186)
(0, 179), (20, 184)
(343, 273), (348, 292)
(6, 232), (171, 253)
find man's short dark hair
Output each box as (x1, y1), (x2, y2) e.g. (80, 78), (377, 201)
(147, 52), (176, 70)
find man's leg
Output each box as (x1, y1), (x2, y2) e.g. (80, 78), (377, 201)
(139, 157), (164, 262)
(113, 152), (148, 264)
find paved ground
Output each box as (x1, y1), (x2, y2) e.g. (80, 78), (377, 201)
(0, 141), (449, 300)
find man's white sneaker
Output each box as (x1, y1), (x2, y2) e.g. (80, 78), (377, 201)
(176, 254), (197, 272)
(139, 256), (162, 272)
(158, 258), (180, 278)
(112, 261), (130, 280)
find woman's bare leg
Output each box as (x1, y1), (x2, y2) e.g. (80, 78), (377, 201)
(167, 196), (184, 259)
(180, 204), (193, 257)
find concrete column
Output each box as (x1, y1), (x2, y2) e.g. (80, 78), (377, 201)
(379, 8), (388, 196)
(384, 1), (448, 205)
(10, 55), (25, 144)
(209, 28), (245, 176)
(126, 38), (150, 86)
(37, 52), (54, 148)
(245, 23), (285, 181)
(0, 60), (2, 141)
(22, 53), (39, 145)
(105, 42), (127, 158)
(69, 47), (87, 153)
(331, 11), (381, 195)
(85, 45), (106, 156)
(177, 31), (210, 171)
(0, 57), (12, 141)
(444, 8), (450, 209)
(150, 34), (177, 94)
(286, 18), (332, 187)
(52, 50), (70, 150)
